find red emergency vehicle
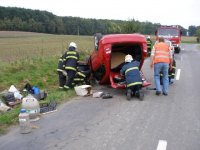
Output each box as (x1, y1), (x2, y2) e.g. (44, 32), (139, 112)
(155, 25), (182, 53)
(88, 33), (151, 89)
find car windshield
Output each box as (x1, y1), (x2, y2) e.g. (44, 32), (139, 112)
(158, 28), (179, 36)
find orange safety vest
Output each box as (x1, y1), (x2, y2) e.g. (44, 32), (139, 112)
(154, 42), (170, 64)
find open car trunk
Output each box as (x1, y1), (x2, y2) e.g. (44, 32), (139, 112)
(109, 43), (150, 88)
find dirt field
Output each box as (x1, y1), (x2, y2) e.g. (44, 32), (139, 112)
(0, 31), (93, 63)
(0, 31), (197, 63)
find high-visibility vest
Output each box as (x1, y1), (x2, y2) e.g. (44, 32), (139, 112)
(154, 42), (170, 64)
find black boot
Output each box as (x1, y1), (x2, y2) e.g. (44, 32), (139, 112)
(126, 89), (132, 101)
(135, 90), (144, 101)
(138, 91), (144, 101)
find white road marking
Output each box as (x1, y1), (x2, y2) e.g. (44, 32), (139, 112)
(176, 69), (181, 80)
(157, 140), (167, 150)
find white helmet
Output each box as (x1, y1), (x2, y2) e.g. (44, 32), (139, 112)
(69, 42), (77, 49)
(125, 54), (133, 63)
(147, 35), (150, 39)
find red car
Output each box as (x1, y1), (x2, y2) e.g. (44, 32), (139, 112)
(88, 33), (151, 89)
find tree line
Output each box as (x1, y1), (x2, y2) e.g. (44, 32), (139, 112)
(1, 6), (199, 36)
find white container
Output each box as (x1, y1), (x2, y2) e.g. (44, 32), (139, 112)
(74, 85), (92, 96)
(19, 109), (31, 134)
(22, 95), (40, 120)
(92, 91), (104, 98)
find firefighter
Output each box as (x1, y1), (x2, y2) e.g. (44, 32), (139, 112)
(57, 52), (67, 89)
(73, 62), (91, 85)
(169, 59), (176, 84)
(120, 54), (144, 101)
(64, 42), (80, 89)
(146, 35), (152, 56)
(160, 58), (176, 84)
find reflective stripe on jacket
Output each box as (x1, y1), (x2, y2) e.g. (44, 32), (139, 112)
(120, 60), (142, 87)
(147, 39), (152, 48)
(57, 53), (67, 72)
(125, 67), (138, 75)
(154, 42), (170, 64)
(65, 66), (76, 71)
(65, 50), (79, 70)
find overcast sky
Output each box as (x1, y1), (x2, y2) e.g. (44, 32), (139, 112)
(0, 0), (199, 29)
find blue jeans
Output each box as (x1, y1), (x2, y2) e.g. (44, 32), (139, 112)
(154, 63), (169, 94)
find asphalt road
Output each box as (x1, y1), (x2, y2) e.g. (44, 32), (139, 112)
(0, 44), (200, 150)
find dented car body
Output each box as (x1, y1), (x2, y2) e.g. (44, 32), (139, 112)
(89, 33), (151, 89)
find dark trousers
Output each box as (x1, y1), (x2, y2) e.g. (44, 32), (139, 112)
(127, 84), (142, 95)
(147, 47), (151, 56)
(58, 71), (66, 87)
(74, 70), (91, 85)
(66, 70), (76, 87)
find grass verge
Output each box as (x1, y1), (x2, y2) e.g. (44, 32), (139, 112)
(0, 55), (82, 135)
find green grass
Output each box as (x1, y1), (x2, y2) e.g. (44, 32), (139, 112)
(0, 31), (93, 135)
(0, 56), (79, 135)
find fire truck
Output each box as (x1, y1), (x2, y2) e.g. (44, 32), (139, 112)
(155, 25), (182, 53)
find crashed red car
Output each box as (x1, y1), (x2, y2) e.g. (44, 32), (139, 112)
(88, 33), (151, 89)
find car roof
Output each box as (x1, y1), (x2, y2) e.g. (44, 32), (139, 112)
(100, 34), (146, 45)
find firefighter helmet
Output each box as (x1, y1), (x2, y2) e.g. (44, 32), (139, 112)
(69, 42), (77, 49)
(125, 54), (133, 63)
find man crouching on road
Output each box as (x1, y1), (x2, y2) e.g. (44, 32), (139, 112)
(150, 37), (173, 96)
(120, 54), (144, 101)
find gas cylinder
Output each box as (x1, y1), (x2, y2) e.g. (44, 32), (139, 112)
(22, 94), (40, 120)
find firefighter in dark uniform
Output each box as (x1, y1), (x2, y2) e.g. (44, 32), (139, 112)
(160, 58), (176, 84)
(73, 62), (91, 85)
(57, 53), (67, 89)
(64, 42), (79, 89)
(147, 36), (152, 56)
(120, 54), (144, 101)
(169, 59), (176, 84)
